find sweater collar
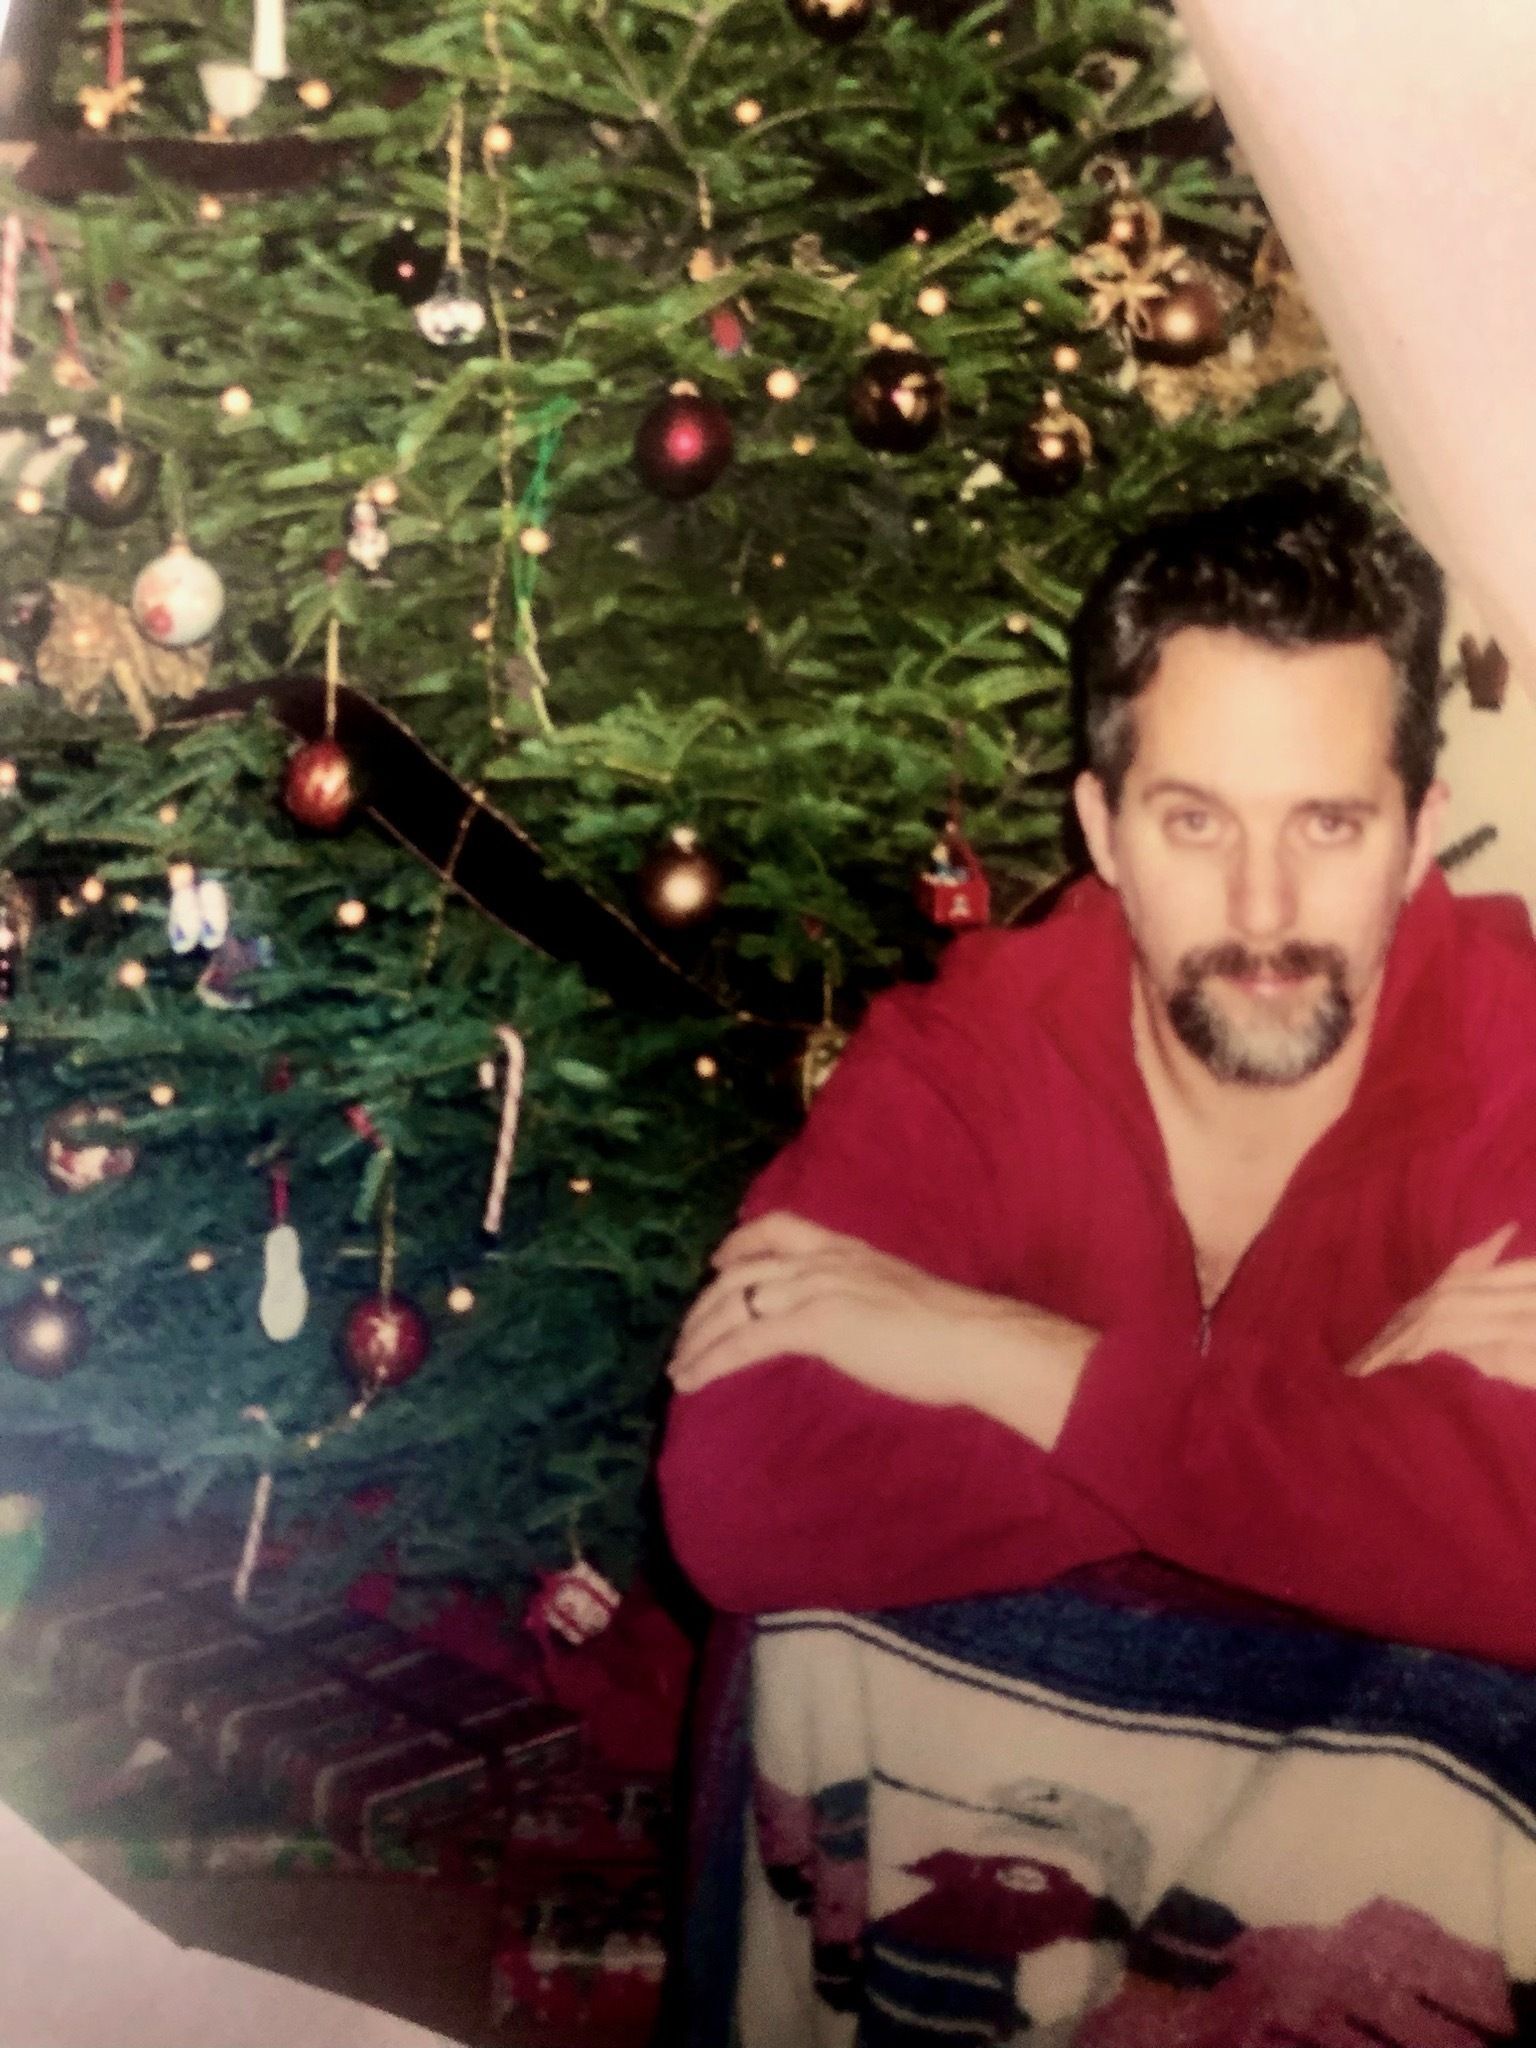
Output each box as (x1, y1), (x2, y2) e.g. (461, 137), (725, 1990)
(1036, 867), (1474, 1180)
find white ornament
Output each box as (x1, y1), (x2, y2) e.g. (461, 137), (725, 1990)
(167, 870), (202, 955)
(132, 540), (225, 649)
(198, 59), (266, 124)
(346, 497), (391, 571)
(259, 1221), (308, 1341)
(197, 876), (230, 951)
(413, 268), (487, 348)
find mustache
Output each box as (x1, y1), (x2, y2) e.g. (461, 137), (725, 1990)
(1179, 939), (1348, 984)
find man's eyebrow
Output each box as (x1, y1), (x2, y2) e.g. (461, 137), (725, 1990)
(1139, 780), (1223, 805)
(1138, 781), (1382, 816)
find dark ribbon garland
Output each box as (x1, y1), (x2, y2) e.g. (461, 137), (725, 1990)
(172, 675), (803, 1054)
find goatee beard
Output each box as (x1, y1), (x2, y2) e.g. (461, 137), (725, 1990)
(1166, 938), (1354, 1087)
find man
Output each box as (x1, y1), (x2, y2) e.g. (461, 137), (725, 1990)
(658, 479), (1536, 1667)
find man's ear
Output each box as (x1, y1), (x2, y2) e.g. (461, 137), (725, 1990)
(1405, 777), (1450, 895)
(1073, 771), (1119, 888)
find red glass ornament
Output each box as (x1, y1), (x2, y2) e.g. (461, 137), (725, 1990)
(43, 1102), (138, 1194)
(709, 306), (746, 355)
(283, 738), (357, 832)
(633, 393), (734, 500)
(341, 1294), (432, 1389)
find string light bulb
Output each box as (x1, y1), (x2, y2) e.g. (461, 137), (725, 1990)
(116, 959), (147, 990)
(186, 1249), (216, 1273)
(336, 899), (368, 928)
(765, 367), (801, 402)
(7, 1247), (35, 1270)
(483, 122), (514, 156)
(446, 1285), (476, 1314)
(220, 384), (253, 416)
(518, 526), (551, 556)
(297, 78), (333, 110)
(149, 1082), (176, 1107)
(197, 195), (225, 223)
(79, 876), (105, 905)
(695, 1054), (719, 1081)
(14, 486), (43, 516)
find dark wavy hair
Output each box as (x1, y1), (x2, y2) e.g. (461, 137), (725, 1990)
(1070, 480), (1446, 817)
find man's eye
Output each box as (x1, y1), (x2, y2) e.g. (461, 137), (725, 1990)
(1166, 809), (1216, 841)
(1307, 812), (1361, 844)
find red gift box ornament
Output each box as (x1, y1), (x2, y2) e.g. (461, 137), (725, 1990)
(528, 1560), (622, 1648)
(917, 824), (992, 929)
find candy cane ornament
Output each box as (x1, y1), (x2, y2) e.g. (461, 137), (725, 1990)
(482, 1026), (527, 1238)
(251, 0), (288, 81)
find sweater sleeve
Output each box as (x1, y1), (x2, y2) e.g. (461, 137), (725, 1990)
(1053, 1200), (1536, 1667)
(657, 939), (1132, 1614)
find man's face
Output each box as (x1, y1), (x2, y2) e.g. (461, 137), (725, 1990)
(1074, 626), (1446, 1088)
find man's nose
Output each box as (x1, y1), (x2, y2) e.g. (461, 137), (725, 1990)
(1227, 839), (1296, 941)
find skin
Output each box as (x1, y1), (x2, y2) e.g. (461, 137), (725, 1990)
(667, 627), (1536, 1439)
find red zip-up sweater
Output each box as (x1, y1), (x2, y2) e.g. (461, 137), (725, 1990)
(658, 870), (1536, 1667)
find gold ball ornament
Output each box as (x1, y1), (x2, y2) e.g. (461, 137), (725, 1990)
(784, 0), (874, 43)
(1005, 388), (1092, 497)
(1131, 276), (1226, 366)
(765, 367), (801, 402)
(44, 1102), (138, 1194)
(296, 78), (333, 111)
(4, 1280), (90, 1379)
(636, 827), (725, 930)
(1102, 197), (1157, 267)
(847, 347), (947, 455)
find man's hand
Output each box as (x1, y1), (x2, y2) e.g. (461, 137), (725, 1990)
(665, 1211), (1098, 1451)
(1345, 1224), (1536, 1384)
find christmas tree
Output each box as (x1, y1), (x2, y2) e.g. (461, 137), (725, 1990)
(0, 0), (1354, 1608)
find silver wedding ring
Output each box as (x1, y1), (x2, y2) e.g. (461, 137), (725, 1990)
(744, 1281), (763, 1321)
